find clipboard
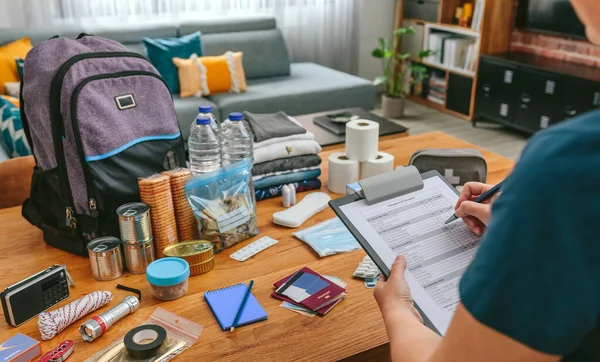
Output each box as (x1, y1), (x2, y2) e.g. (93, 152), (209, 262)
(329, 166), (463, 335)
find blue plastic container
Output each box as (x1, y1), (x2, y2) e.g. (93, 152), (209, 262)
(146, 257), (190, 300)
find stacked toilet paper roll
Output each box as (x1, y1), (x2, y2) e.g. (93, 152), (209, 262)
(328, 119), (395, 194)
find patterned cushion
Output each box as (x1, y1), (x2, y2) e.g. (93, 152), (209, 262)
(172, 51), (247, 98)
(0, 95), (31, 157)
(16, 58), (24, 80)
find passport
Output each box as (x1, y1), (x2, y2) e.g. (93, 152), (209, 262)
(273, 267), (346, 312)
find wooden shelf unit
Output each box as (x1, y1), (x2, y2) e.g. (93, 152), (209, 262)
(397, 0), (514, 121)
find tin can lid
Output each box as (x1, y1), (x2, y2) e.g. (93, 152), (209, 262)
(88, 237), (121, 252)
(117, 202), (150, 217)
(146, 258), (190, 286)
(163, 241), (213, 257)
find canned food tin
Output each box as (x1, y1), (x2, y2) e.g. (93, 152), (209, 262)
(117, 202), (152, 243)
(123, 238), (155, 274)
(189, 256), (215, 276)
(88, 237), (124, 281)
(163, 241), (214, 265)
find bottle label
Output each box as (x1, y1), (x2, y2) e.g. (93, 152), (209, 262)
(216, 206), (251, 233)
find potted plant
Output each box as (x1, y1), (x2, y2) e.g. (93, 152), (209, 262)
(372, 26), (434, 118)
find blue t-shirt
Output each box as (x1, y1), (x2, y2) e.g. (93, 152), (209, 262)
(460, 110), (600, 361)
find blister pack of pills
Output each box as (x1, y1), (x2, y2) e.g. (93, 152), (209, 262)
(230, 236), (279, 262)
(353, 255), (380, 279)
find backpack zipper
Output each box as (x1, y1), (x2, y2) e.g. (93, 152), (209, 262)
(70, 70), (171, 217)
(49, 51), (149, 226)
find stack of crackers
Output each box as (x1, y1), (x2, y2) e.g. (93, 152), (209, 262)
(138, 174), (179, 258)
(163, 168), (200, 242)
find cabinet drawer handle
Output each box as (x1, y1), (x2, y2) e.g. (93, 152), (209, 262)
(521, 94), (532, 104)
(483, 84), (491, 92)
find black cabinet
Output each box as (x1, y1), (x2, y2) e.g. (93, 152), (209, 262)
(403, 0), (440, 22)
(474, 52), (600, 135)
(476, 60), (518, 124)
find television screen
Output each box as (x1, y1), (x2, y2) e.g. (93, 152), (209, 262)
(517, 0), (586, 39)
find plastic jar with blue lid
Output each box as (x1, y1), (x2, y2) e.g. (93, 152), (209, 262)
(146, 257), (190, 301)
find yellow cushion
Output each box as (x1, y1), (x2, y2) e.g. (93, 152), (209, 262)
(172, 51), (247, 98)
(0, 38), (32, 94)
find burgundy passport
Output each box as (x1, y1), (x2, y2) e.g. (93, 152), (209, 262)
(272, 267), (346, 313)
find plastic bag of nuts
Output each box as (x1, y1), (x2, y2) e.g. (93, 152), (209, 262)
(185, 159), (259, 252)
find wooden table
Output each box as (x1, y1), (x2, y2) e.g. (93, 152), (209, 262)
(0, 132), (515, 361)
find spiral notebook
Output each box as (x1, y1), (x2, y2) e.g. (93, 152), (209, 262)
(204, 282), (268, 331)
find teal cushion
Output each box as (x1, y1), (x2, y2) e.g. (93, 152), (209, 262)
(0, 96), (31, 157)
(16, 58), (24, 80)
(143, 32), (203, 94)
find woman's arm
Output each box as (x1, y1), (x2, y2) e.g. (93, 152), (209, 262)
(376, 257), (561, 362)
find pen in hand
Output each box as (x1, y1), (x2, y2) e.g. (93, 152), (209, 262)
(444, 181), (504, 225)
(230, 280), (254, 332)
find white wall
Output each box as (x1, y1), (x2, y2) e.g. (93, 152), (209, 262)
(356, 0), (397, 81)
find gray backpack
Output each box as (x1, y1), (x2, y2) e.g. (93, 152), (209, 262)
(20, 34), (185, 256)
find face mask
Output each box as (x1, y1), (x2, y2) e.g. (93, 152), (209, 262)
(293, 217), (361, 257)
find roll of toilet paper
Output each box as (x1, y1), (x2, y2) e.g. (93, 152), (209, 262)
(360, 152), (395, 179)
(328, 152), (360, 194)
(345, 120), (379, 162)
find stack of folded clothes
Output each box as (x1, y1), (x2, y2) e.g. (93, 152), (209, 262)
(245, 111), (323, 201)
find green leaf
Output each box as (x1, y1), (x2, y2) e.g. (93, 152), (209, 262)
(384, 50), (394, 58)
(411, 64), (428, 73)
(373, 76), (387, 86)
(395, 26), (415, 36)
(371, 48), (386, 58)
(398, 53), (412, 60)
(417, 49), (435, 59)
(378, 37), (390, 50)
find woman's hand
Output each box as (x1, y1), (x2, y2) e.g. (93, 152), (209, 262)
(374, 256), (423, 323)
(455, 182), (495, 236)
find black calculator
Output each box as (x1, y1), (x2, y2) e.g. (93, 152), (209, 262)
(1, 265), (72, 326)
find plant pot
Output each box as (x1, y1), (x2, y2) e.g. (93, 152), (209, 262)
(381, 94), (405, 119)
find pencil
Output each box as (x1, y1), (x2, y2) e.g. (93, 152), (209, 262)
(444, 181), (505, 225)
(230, 280), (254, 332)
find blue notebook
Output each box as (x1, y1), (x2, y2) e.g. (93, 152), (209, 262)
(204, 282), (268, 331)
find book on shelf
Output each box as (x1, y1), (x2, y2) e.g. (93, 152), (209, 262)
(427, 33), (454, 64)
(443, 38), (474, 69)
(471, 0), (486, 32)
(427, 95), (446, 106)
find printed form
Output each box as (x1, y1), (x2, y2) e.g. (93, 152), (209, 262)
(340, 176), (479, 334)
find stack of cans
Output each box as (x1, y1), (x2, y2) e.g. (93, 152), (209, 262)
(138, 174), (179, 258)
(163, 168), (199, 242)
(163, 241), (215, 276)
(117, 202), (155, 273)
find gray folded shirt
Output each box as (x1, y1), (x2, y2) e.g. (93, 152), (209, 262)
(252, 154), (322, 176)
(244, 111), (307, 143)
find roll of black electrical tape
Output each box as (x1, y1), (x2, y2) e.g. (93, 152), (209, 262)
(124, 324), (167, 360)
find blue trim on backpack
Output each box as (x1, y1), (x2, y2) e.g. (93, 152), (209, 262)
(85, 132), (181, 162)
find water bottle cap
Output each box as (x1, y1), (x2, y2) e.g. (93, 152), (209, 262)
(198, 105), (212, 113)
(196, 117), (211, 125)
(229, 112), (243, 121)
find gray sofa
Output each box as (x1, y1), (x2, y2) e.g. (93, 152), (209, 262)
(0, 16), (375, 144)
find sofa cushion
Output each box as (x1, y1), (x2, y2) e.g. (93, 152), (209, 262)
(202, 29), (290, 80)
(0, 38), (31, 94)
(0, 95), (31, 157)
(144, 32), (203, 94)
(208, 63), (376, 118)
(173, 96), (220, 141)
(179, 16), (276, 35)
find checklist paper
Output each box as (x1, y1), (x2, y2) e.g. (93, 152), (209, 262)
(340, 176), (480, 335)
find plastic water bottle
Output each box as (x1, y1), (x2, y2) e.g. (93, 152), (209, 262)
(221, 112), (253, 165)
(197, 105), (220, 139)
(188, 117), (221, 174)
